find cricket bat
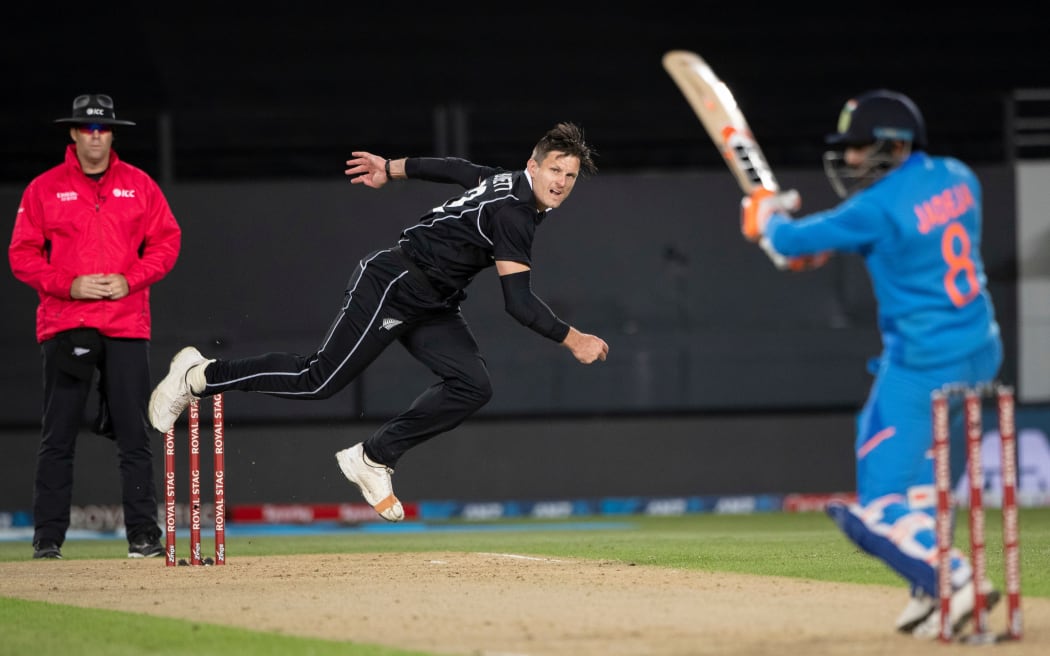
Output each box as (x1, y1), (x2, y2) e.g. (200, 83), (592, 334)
(663, 49), (830, 271)
(662, 49), (778, 194)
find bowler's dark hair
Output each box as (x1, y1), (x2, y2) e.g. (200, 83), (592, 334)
(532, 122), (597, 175)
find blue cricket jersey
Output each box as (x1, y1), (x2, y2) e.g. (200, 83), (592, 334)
(765, 152), (1000, 368)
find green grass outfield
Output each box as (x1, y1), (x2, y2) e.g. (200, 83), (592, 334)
(1, 509), (1047, 656)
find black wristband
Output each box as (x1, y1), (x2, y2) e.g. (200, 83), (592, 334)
(385, 159), (392, 178)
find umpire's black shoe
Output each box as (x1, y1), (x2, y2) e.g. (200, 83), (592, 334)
(128, 536), (164, 558)
(32, 540), (62, 559)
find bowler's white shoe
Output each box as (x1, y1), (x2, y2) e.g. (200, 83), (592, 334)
(149, 346), (208, 433)
(335, 443), (404, 522)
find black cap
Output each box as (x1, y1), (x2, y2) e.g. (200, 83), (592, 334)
(825, 90), (926, 148)
(54, 94), (136, 126)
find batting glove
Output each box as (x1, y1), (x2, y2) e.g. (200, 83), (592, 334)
(740, 187), (801, 242)
(742, 188), (831, 271)
(784, 251), (831, 272)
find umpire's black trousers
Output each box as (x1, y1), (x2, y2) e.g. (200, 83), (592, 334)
(202, 247), (493, 467)
(36, 336), (159, 546)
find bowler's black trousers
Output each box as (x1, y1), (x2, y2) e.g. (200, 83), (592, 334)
(36, 337), (159, 547)
(201, 248), (493, 467)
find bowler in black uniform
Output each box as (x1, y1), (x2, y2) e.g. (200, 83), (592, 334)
(149, 122), (609, 521)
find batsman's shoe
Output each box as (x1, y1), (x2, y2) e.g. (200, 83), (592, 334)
(895, 588), (936, 633)
(911, 580), (1001, 640)
(149, 346), (208, 434)
(335, 443), (404, 522)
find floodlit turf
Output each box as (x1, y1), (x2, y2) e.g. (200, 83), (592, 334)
(0, 596), (429, 656)
(1, 509), (1047, 655)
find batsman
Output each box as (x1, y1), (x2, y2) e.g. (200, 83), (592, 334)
(740, 90), (1004, 639)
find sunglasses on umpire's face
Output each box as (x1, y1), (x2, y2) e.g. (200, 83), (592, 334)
(77, 123), (112, 134)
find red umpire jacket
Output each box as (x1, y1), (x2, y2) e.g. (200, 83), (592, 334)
(9, 144), (181, 343)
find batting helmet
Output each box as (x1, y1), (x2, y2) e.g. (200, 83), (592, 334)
(825, 90), (926, 149)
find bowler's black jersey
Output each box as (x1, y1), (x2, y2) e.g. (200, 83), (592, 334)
(399, 157), (549, 299)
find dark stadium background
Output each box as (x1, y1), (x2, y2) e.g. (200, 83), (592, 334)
(1, 7), (1044, 508)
